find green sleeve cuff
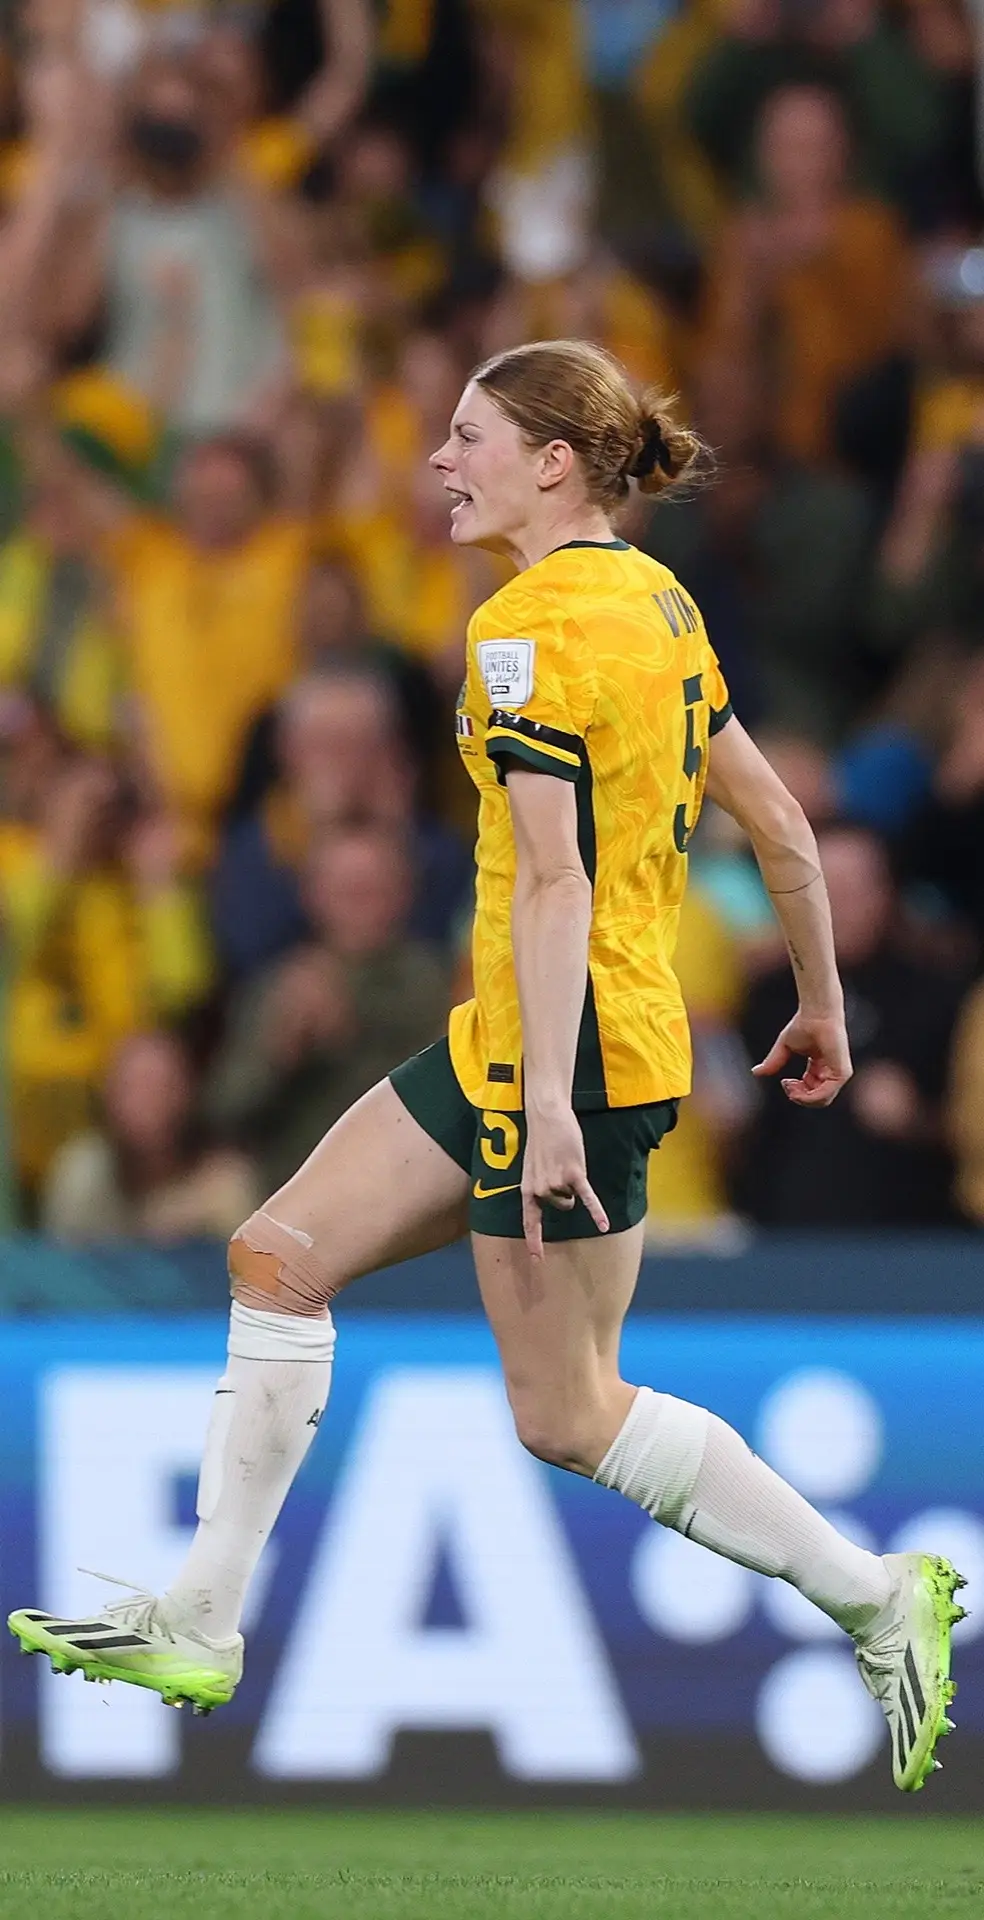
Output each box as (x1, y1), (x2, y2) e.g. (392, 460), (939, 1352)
(487, 735), (582, 785)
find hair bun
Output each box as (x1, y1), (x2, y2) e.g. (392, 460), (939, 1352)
(628, 424), (673, 483)
(628, 396), (707, 498)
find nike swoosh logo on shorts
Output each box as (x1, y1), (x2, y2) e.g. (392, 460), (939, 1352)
(472, 1181), (521, 1201)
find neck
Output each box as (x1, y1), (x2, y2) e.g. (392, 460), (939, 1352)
(503, 506), (618, 572)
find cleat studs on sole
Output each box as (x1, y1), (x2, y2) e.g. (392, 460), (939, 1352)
(933, 1759), (943, 1772)
(944, 1716), (956, 1733)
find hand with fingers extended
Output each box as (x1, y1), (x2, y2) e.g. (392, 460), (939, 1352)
(752, 1008), (853, 1109)
(521, 1101), (609, 1259)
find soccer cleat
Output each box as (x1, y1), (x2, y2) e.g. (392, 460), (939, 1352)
(7, 1574), (242, 1714)
(854, 1552), (966, 1792)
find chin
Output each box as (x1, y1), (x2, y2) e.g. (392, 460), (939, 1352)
(451, 514), (503, 553)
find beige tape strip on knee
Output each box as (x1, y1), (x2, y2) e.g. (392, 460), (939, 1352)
(229, 1212), (334, 1316)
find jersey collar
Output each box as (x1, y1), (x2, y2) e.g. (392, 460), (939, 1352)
(552, 538), (631, 552)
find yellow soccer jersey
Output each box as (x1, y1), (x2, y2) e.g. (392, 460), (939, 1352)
(448, 538), (732, 1112)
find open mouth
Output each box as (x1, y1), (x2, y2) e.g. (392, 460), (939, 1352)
(446, 488), (473, 512)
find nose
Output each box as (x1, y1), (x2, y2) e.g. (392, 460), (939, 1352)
(430, 440), (452, 473)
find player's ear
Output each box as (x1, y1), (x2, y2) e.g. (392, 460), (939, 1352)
(535, 438), (575, 492)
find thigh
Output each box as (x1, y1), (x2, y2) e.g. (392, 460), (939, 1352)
(471, 1222), (645, 1405)
(264, 1077), (471, 1298)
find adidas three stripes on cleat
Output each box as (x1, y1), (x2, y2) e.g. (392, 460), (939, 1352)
(854, 1552), (966, 1792)
(7, 1577), (242, 1714)
(8, 1554), (966, 1786)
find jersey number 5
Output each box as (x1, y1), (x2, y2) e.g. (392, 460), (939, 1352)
(673, 673), (703, 854)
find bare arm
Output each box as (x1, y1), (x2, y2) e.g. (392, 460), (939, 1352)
(705, 716), (852, 1106)
(506, 767), (609, 1255)
(509, 768), (592, 1111)
(21, 39), (113, 351)
(297, 0), (373, 149)
(33, 196), (108, 346)
(0, 40), (108, 352)
(0, 130), (72, 343)
(232, 0), (371, 304)
(877, 445), (959, 590)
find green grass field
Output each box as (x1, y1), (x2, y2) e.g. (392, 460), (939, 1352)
(0, 1809), (981, 1920)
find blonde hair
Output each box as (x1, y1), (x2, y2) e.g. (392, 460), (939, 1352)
(471, 338), (706, 512)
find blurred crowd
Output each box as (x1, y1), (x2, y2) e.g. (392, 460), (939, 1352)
(1, 0), (984, 1245)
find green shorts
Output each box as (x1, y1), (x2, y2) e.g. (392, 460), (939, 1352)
(390, 1037), (678, 1241)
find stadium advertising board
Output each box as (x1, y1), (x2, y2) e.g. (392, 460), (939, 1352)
(1, 1316), (982, 1808)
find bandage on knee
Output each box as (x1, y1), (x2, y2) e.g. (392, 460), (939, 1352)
(229, 1211), (334, 1316)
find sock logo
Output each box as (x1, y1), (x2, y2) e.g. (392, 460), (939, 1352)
(306, 1407), (324, 1430)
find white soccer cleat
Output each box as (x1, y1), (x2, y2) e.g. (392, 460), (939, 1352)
(8, 1575), (242, 1714)
(854, 1551), (966, 1792)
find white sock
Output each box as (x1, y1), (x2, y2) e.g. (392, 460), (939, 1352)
(163, 1301), (335, 1642)
(595, 1386), (891, 1635)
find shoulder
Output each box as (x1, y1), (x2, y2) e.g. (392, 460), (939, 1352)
(468, 547), (667, 641)
(467, 568), (590, 700)
(468, 566), (569, 644)
(639, 552), (709, 644)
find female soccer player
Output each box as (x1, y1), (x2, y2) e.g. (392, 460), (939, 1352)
(11, 340), (963, 1791)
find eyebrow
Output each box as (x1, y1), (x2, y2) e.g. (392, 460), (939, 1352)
(451, 419), (481, 434)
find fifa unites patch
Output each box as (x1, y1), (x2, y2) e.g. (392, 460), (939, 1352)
(476, 639), (535, 709)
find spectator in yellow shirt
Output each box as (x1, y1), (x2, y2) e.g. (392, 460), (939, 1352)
(24, 423), (311, 862)
(0, 700), (213, 1196)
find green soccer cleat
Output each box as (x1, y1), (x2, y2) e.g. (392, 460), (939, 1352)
(8, 1577), (242, 1714)
(854, 1552), (967, 1792)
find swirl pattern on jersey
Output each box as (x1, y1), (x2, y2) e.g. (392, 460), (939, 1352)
(449, 542), (731, 1112)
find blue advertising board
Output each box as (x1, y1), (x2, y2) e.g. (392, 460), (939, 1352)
(1, 1314), (982, 1807)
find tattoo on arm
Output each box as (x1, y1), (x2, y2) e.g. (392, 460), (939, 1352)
(768, 873), (822, 898)
(787, 940), (805, 974)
